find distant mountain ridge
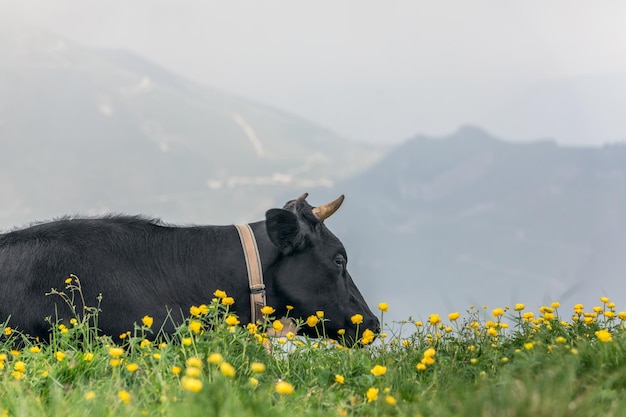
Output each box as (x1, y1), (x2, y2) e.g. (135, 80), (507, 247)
(319, 126), (626, 320)
(0, 26), (383, 226)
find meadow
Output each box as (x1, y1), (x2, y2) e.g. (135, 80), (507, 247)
(1, 276), (626, 417)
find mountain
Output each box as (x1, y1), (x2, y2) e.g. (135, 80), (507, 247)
(314, 126), (626, 321)
(3, 25), (625, 324)
(0, 26), (383, 227)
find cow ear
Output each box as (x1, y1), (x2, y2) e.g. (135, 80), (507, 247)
(265, 209), (307, 254)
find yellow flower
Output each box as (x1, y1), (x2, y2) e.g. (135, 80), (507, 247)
(249, 377), (259, 387)
(370, 365), (387, 376)
(58, 324), (69, 334)
(152, 353), (162, 360)
(514, 303), (525, 311)
(29, 346), (41, 353)
(600, 296), (610, 303)
(189, 306), (202, 317)
(4, 327), (12, 336)
(286, 305), (294, 311)
(366, 387), (379, 402)
(272, 320), (284, 332)
(140, 339), (151, 348)
(361, 329), (375, 345)
(275, 381), (295, 395)
(188, 320), (202, 333)
(214, 289), (227, 299)
(185, 367), (201, 378)
(596, 329), (612, 342)
(524, 342), (534, 350)
(428, 314), (441, 325)
(54, 351), (66, 362)
(551, 301), (560, 308)
(261, 306), (276, 315)
(385, 395), (397, 406)
(181, 376), (203, 392)
(224, 315), (240, 326)
(126, 363), (139, 372)
(141, 315), (154, 328)
(334, 374), (345, 384)
(448, 312), (460, 321)
(70, 318), (78, 326)
(416, 363), (427, 371)
(618, 312), (626, 321)
(65, 277), (73, 284)
(350, 314), (363, 325)
(222, 297), (235, 306)
(85, 391), (96, 400)
(118, 390), (131, 404)
(220, 362), (236, 377)
(109, 347), (124, 358)
(247, 323), (258, 335)
(171, 366), (182, 375)
(182, 337), (192, 346)
(414, 321), (423, 327)
(378, 302), (389, 312)
(186, 357), (203, 369)
(250, 362), (266, 373)
(13, 361), (26, 372)
(180, 377), (203, 392)
(286, 332), (296, 340)
(492, 308), (504, 318)
(487, 328), (498, 337)
(423, 347), (436, 358)
(83, 352), (94, 361)
(110, 359), (121, 367)
(207, 353), (224, 365)
(555, 336), (567, 344)
(307, 315), (320, 327)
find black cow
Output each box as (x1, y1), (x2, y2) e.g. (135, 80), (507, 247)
(0, 194), (379, 345)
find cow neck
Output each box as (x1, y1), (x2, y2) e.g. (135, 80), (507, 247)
(234, 224), (266, 324)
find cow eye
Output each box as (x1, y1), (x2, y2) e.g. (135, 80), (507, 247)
(334, 254), (346, 267)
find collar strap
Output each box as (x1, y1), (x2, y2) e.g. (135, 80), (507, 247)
(234, 224), (266, 323)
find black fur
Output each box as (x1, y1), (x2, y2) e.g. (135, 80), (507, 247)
(0, 197), (379, 344)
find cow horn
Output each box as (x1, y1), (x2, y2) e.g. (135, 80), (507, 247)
(312, 195), (345, 221)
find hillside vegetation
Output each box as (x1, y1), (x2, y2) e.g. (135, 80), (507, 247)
(1, 277), (626, 416)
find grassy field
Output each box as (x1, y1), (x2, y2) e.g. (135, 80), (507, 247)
(1, 277), (626, 416)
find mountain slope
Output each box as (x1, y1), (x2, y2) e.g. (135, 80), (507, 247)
(317, 126), (626, 321)
(0, 26), (382, 227)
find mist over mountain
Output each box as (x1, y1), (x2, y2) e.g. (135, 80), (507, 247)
(319, 126), (626, 321)
(0, 27), (382, 226)
(2, 26), (625, 324)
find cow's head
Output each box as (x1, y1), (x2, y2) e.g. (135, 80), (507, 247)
(264, 193), (379, 346)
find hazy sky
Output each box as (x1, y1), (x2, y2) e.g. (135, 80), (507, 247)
(3, 1), (626, 145)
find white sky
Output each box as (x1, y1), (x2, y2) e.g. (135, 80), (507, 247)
(3, 1), (626, 144)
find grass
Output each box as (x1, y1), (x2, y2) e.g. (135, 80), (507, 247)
(1, 278), (626, 416)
